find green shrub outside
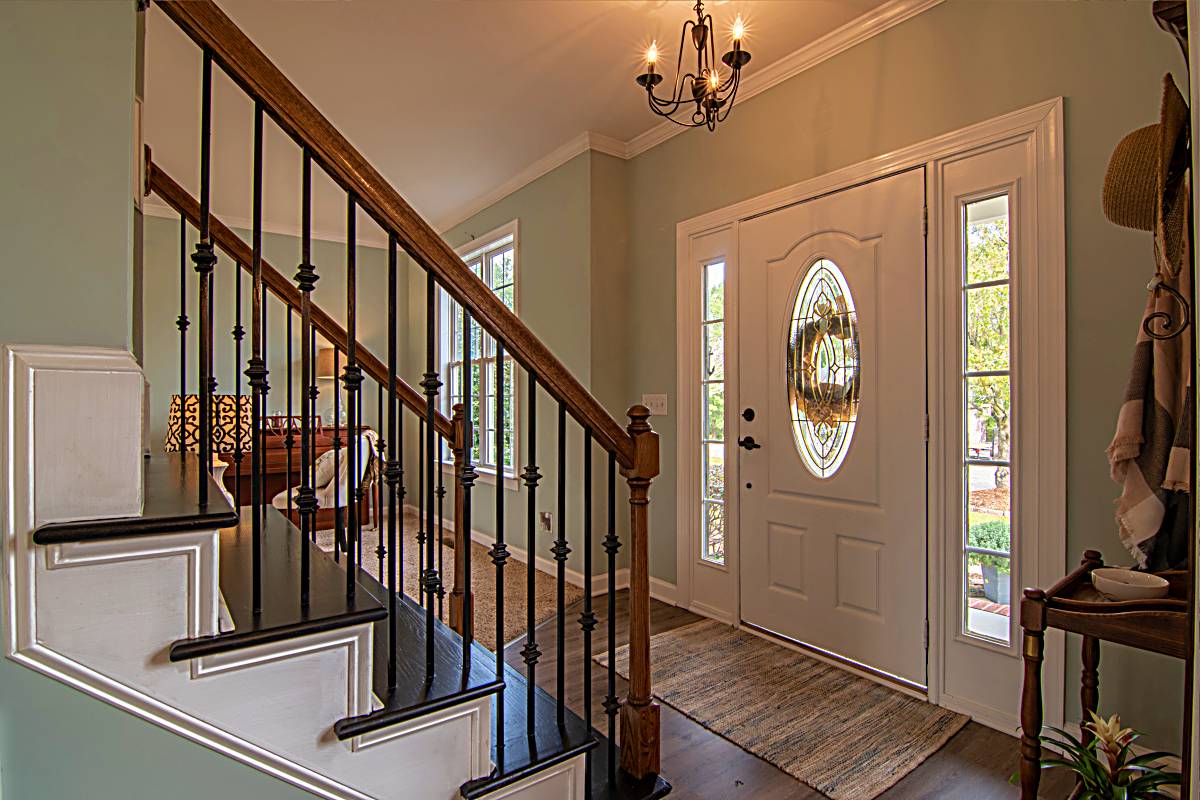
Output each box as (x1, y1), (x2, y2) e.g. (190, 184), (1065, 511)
(968, 519), (1011, 572)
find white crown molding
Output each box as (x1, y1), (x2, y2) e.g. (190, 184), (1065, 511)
(435, 0), (944, 233)
(624, 0), (945, 158)
(146, 0), (942, 242)
(432, 131), (624, 233)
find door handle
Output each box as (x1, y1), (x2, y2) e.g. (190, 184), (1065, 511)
(738, 436), (762, 451)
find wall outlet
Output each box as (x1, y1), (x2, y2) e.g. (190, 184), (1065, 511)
(539, 511), (553, 534)
(642, 393), (668, 416)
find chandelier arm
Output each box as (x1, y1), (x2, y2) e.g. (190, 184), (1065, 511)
(646, 90), (705, 128)
(675, 19), (694, 80)
(651, 71), (700, 109)
(703, 12), (717, 82)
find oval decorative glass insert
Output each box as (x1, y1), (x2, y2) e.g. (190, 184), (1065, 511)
(787, 259), (861, 478)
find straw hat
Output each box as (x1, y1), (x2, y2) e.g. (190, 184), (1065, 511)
(1102, 74), (1190, 274)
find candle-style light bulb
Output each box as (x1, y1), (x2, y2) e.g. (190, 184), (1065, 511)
(646, 41), (659, 67)
(708, 70), (720, 92)
(732, 14), (745, 44)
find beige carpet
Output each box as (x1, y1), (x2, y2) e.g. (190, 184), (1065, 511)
(316, 510), (582, 652)
(598, 620), (968, 800)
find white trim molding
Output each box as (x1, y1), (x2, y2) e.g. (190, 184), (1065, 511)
(672, 98), (1066, 732)
(434, 0), (945, 232)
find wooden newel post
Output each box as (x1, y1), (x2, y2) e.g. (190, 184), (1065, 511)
(620, 404), (661, 778)
(449, 403), (473, 636)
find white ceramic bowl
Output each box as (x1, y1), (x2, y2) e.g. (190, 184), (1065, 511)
(1091, 567), (1169, 601)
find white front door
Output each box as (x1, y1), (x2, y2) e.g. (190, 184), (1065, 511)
(737, 168), (928, 687)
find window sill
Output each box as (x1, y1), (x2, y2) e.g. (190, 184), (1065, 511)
(438, 460), (520, 493)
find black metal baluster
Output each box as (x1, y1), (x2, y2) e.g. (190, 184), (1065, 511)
(232, 261), (245, 507)
(521, 372), (541, 732)
(344, 196), (360, 600)
(385, 234), (400, 688)
(460, 305), (475, 667)
(580, 429), (597, 791)
(491, 342), (509, 772)
(245, 101), (267, 614)
(554, 402), (569, 728)
(417, 417), (425, 606)
(375, 380), (385, 578)
(260, 282), (270, 525)
(177, 215), (189, 454)
(436, 439), (445, 621)
(333, 348), (342, 562)
(192, 49), (217, 506)
(295, 150), (318, 605)
(286, 310), (294, 517)
(603, 451), (620, 784)
(421, 275), (443, 679)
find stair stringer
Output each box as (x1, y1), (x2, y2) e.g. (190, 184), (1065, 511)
(1, 344), (492, 800)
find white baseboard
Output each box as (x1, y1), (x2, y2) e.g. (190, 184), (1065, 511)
(399, 506), (682, 607)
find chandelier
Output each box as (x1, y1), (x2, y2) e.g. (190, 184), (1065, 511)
(636, 1), (751, 131)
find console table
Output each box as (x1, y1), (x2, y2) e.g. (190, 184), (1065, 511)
(1018, 550), (1191, 798)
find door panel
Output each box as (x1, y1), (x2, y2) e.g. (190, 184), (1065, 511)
(738, 168), (927, 686)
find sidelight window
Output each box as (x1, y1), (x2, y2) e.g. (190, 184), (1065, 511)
(700, 261), (726, 564)
(960, 195), (1013, 644)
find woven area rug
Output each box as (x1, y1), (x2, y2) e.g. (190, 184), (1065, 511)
(597, 620), (968, 800)
(316, 510), (581, 651)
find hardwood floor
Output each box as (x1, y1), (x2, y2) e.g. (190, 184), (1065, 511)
(503, 591), (1075, 800)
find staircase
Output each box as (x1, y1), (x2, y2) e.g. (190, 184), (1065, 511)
(0, 1), (669, 798)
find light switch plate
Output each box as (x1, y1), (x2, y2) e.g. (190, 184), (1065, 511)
(642, 394), (668, 416)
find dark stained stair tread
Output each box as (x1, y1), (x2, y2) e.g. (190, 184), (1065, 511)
(333, 569), (504, 739)
(460, 667), (670, 800)
(169, 507), (386, 661)
(33, 453), (239, 545)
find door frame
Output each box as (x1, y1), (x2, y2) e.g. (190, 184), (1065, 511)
(674, 97), (1066, 731)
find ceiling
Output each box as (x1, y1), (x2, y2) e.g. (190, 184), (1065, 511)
(145, 0), (888, 241)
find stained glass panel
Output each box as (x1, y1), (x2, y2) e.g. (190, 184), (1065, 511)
(787, 259), (860, 479)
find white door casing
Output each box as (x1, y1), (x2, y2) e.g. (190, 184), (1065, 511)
(675, 99), (1065, 730)
(737, 168), (928, 688)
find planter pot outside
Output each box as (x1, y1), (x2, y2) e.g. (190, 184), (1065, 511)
(982, 563), (1011, 605)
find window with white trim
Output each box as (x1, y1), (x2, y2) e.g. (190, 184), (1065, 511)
(700, 260), (726, 564)
(439, 222), (518, 479)
(960, 194), (1013, 644)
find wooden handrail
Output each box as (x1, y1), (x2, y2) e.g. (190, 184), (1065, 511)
(148, 159), (454, 441)
(155, 0), (637, 469)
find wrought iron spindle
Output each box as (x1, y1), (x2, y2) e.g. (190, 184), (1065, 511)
(385, 234), (400, 689)
(246, 101), (267, 614)
(604, 451), (620, 784)
(521, 372), (541, 733)
(554, 402), (570, 727)
(177, 215), (189, 454)
(344, 195), (360, 600)
(333, 348), (342, 562)
(421, 275), (443, 678)
(417, 417), (425, 605)
(460, 304), (475, 665)
(491, 341), (509, 771)
(286, 309), (294, 516)
(580, 429), (597, 785)
(260, 281), (270, 525)
(295, 151), (318, 605)
(192, 49), (217, 506)
(375, 380), (385, 577)
(436, 437), (445, 621)
(232, 260), (245, 506)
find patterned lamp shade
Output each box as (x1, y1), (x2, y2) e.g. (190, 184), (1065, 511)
(164, 394), (253, 455)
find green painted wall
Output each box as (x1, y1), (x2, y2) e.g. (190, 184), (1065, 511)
(0, 3), (314, 797)
(0, 1), (134, 349)
(141, 215), (398, 450)
(404, 152), (612, 573)
(619, 0), (1186, 749)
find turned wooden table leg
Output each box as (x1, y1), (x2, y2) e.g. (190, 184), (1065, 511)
(1019, 589), (1047, 799)
(1080, 635), (1100, 747)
